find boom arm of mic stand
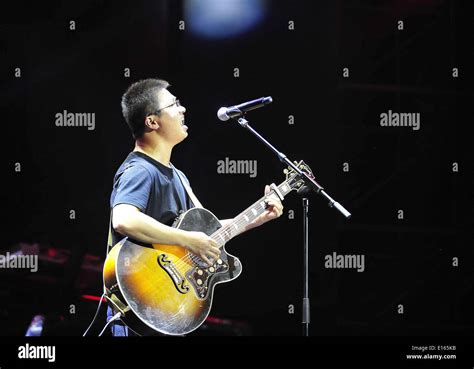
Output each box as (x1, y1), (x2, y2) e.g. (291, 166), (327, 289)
(236, 117), (351, 219)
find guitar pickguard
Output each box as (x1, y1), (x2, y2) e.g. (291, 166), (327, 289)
(186, 259), (229, 299)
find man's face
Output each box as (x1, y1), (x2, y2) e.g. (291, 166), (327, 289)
(153, 89), (188, 144)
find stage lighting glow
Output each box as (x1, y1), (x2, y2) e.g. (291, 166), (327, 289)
(184, 0), (266, 39)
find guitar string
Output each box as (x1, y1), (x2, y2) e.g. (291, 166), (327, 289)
(171, 185), (291, 269)
(171, 213), (260, 269)
(171, 192), (276, 269)
(171, 187), (289, 269)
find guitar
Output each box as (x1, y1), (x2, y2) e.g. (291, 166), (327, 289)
(103, 161), (312, 335)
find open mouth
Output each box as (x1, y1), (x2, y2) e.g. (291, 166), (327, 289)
(180, 117), (188, 130)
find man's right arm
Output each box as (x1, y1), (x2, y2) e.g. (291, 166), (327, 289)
(112, 204), (219, 265)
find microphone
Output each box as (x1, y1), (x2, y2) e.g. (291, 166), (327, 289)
(217, 96), (273, 121)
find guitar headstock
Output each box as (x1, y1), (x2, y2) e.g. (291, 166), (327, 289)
(283, 160), (314, 192)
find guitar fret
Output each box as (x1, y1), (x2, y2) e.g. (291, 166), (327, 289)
(212, 179), (295, 247)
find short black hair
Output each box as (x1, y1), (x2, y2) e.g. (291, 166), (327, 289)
(121, 78), (170, 139)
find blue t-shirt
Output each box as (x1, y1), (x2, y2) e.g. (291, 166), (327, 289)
(109, 151), (195, 247)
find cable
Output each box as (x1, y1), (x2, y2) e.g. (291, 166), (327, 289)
(98, 312), (122, 337)
(123, 321), (142, 337)
(82, 293), (106, 337)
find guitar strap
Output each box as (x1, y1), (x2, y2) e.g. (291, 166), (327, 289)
(106, 210), (113, 255)
(171, 164), (203, 209)
(104, 210), (113, 300)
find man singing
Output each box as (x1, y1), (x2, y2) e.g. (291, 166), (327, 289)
(106, 78), (283, 336)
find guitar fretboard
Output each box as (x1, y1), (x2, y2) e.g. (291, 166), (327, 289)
(211, 180), (294, 248)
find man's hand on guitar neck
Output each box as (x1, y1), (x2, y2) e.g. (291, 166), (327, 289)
(220, 184), (284, 233)
(249, 184), (284, 229)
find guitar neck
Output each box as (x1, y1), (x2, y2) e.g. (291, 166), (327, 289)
(211, 181), (294, 247)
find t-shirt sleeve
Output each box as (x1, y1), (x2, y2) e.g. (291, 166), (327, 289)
(112, 164), (152, 211)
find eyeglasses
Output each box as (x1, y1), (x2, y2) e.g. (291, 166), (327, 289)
(149, 99), (181, 116)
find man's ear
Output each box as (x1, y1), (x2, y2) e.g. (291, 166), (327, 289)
(145, 116), (160, 130)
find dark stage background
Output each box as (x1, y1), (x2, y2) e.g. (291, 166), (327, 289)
(1, 0), (472, 347)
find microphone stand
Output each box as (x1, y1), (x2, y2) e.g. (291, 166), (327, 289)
(232, 115), (351, 337)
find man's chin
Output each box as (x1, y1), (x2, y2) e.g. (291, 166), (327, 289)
(176, 131), (189, 144)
